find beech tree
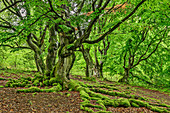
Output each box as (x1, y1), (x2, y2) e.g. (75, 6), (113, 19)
(1, 0), (164, 87)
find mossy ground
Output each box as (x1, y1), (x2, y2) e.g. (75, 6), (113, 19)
(0, 70), (169, 113)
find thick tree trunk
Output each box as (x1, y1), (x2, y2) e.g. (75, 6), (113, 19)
(81, 46), (94, 77)
(45, 25), (58, 76)
(51, 24), (76, 87)
(53, 52), (75, 86)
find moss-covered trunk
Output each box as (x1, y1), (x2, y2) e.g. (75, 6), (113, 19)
(27, 34), (45, 73)
(34, 53), (45, 73)
(53, 52), (75, 87)
(45, 25), (58, 76)
(119, 68), (130, 83)
(51, 24), (76, 87)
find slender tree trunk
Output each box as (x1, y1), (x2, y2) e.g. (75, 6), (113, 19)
(94, 47), (101, 77)
(34, 53), (42, 72)
(99, 62), (104, 78)
(81, 46), (94, 77)
(94, 47), (104, 78)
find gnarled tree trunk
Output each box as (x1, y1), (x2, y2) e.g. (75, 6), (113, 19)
(27, 34), (45, 73)
(51, 24), (76, 87)
(45, 25), (58, 76)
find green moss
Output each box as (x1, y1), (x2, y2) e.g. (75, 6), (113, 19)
(25, 84), (31, 88)
(66, 93), (71, 97)
(80, 90), (90, 99)
(160, 103), (170, 108)
(50, 84), (62, 92)
(17, 87), (42, 93)
(115, 92), (128, 98)
(20, 82), (27, 87)
(49, 77), (58, 85)
(118, 98), (131, 107)
(84, 107), (94, 112)
(90, 92), (109, 100)
(84, 88), (92, 93)
(25, 77), (32, 81)
(0, 77), (5, 80)
(0, 85), (4, 88)
(76, 86), (84, 92)
(68, 88), (72, 91)
(103, 99), (118, 107)
(96, 100), (106, 110)
(42, 84), (62, 93)
(5, 83), (9, 87)
(129, 99), (148, 107)
(138, 96), (146, 100)
(80, 105), (84, 110)
(68, 80), (80, 91)
(52, 83), (58, 86)
(43, 80), (49, 86)
(82, 103), (103, 109)
(108, 91), (116, 96)
(91, 97), (101, 100)
(96, 111), (112, 113)
(98, 88), (108, 94)
(131, 102), (139, 107)
(10, 84), (13, 88)
(40, 82), (43, 87)
(33, 79), (39, 86)
(78, 81), (87, 87)
(150, 106), (168, 112)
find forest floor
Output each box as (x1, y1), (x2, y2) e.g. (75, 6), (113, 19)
(0, 70), (169, 113)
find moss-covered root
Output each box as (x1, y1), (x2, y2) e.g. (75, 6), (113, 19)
(129, 99), (169, 113)
(16, 84), (62, 93)
(69, 80), (170, 113)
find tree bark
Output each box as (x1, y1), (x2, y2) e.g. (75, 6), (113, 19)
(45, 25), (58, 76)
(27, 34), (45, 73)
(119, 68), (130, 83)
(52, 24), (76, 87)
(81, 46), (94, 77)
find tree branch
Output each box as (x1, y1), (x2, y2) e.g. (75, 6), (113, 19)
(0, 0), (22, 13)
(1, 10), (50, 43)
(132, 27), (167, 68)
(84, 0), (146, 44)
(0, 44), (31, 50)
